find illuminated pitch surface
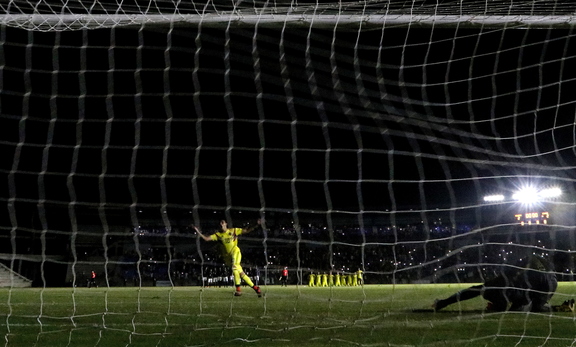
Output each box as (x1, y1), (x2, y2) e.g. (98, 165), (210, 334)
(1, 285), (576, 347)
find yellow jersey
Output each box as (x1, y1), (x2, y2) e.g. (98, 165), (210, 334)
(210, 228), (243, 254)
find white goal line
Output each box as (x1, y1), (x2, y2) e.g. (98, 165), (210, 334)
(2, 13), (576, 31)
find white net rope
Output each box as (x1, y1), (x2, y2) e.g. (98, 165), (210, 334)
(2, 1), (576, 346)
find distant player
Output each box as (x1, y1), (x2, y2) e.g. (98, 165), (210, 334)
(343, 273), (349, 286)
(433, 254), (557, 312)
(194, 219), (262, 297)
(280, 267), (289, 286)
(88, 270), (97, 288)
(334, 272), (342, 287)
(356, 269), (364, 286)
(309, 272), (316, 287)
(321, 273), (328, 287)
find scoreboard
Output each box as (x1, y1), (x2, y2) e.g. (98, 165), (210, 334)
(514, 211), (550, 226)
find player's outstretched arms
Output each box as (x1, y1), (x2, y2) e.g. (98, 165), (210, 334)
(243, 219), (262, 234)
(192, 225), (212, 242)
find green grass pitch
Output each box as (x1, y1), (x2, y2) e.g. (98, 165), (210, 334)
(1, 283), (576, 347)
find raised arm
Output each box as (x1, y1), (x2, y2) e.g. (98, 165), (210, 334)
(192, 225), (213, 242)
(242, 219), (262, 234)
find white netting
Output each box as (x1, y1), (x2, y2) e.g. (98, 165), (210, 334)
(2, 0), (576, 346)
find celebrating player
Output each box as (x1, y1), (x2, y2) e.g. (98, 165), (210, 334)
(193, 219), (262, 297)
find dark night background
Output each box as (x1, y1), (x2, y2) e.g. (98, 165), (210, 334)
(2, 4), (576, 285)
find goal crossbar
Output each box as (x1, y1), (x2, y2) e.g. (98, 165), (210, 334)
(3, 13), (576, 31)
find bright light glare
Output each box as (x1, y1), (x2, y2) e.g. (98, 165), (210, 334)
(539, 187), (562, 199)
(512, 187), (539, 204)
(483, 194), (505, 202)
(512, 186), (562, 204)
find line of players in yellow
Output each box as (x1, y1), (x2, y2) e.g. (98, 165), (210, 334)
(308, 269), (364, 287)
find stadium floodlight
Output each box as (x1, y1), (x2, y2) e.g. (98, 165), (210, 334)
(483, 194), (505, 202)
(512, 186), (562, 204)
(512, 187), (540, 204)
(539, 187), (562, 199)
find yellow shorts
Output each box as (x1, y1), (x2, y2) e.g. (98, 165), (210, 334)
(224, 247), (242, 271)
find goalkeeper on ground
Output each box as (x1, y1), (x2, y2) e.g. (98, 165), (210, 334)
(433, 254), (560, 312)
(194, 219), (262, 297)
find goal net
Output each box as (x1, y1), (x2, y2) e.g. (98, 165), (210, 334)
(2, 0), (576, 346)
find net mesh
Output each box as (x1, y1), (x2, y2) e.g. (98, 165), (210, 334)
(2, 0), (576, 346)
